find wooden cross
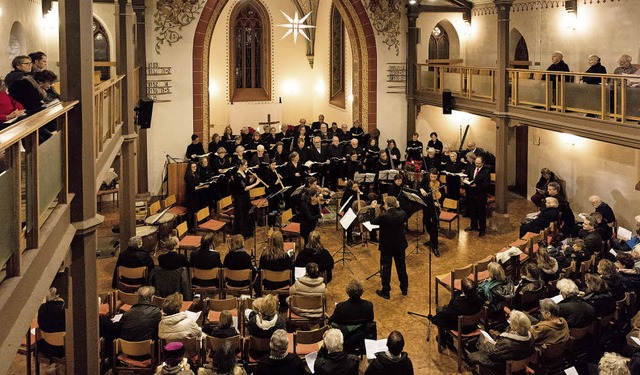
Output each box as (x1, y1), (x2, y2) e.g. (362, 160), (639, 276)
(258, 114), (280, 127)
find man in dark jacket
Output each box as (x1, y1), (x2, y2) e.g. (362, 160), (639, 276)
(330, 279), (374, 325)
(119, 286), (162, 341)
(371, 196), (409, 299)
(430, 277), (484, 333)
(314, 328), (359, 375)
(556, 279), (595, 328)
(579, 215), (603, 255)
(111, 236), (155, 289)
(464, 155), (491, 237)
(364, 331), (414, 375)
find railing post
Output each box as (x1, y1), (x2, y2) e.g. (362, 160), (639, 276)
(24, 132), (39, 249)
(406, 5), (419, 143)
(6, 143), (22, 277)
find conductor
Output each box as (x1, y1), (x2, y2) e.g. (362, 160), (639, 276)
(371, 196), (409, 299)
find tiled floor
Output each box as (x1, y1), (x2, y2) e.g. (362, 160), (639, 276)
(9, 194), (537, 374)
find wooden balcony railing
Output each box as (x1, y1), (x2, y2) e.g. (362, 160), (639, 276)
(0, 101), (78, 280)
(416, 64), (640, 125)
(93, 75), (124, 159)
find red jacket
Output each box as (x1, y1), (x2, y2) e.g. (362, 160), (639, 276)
(0, 91), (24, 122)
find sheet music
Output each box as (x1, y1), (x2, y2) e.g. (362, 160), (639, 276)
(365, 339), (388, 359)
(610, 249), (617, 257)
(340, 208), (357, 230)
(618, 226), (632, 241)
(480, 330), (495, 344)
(111, 313), (123, 323)
(295, 267), (306, 280)
(185, 310), (202, 322)
(550, 294), (564, 304)
(363, 221), (379, 231)
(564, 367), (579, 375)
(305, 351), (318, 373)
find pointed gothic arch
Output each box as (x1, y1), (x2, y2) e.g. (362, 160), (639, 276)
(428, 19), (460, 60)
(509, 28), (529, 68)
(191, 0), (377, 140)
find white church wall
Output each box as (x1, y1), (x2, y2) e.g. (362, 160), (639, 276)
(0, 1), (49, 71)
(528, 128), (640, 230)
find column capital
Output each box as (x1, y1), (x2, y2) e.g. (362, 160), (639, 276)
(493, 0), (514, 16)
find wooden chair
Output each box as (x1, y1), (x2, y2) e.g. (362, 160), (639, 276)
(245, 335), (271, 364)
(569, 322), (596, 359)
(205, 297), (239, 326)
(158, 337), (202, 367)
(217, 195), (234, 223)
(260, 269), (293, 296)
(164, 194), (187, 222)
(151, 295), (166, 309)
(439, 198), (460, 239)
(280, 208), (302, 249)
(116, 290), (139, 313)
(241, 298), (256, 337)
(148, 200), (161, 215)
(222, 268), (255, 297)
(176, 221), (202, 254)
(534, 339), (572, 375)
(203, 335), (242, 361)
(195, 207), (227, 243)
(560, 260), (576, 280)
(99, 291), (115, 317)
(34, 329), (65, 375)
(113, 338), (155, 374)
(191, 268), (222, 298)
(504, 353), (536, 375)
(116, 266), (148, 293)
(437, 308), (486, 373)
(287, 294), (326, 328)
(293, 325), (328, 355)
(435, 263), (473, 306)
(473, 255), (495, 284)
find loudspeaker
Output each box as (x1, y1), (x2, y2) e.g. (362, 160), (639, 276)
(135, 98), (154, 129)
(442, 90), (453, 114)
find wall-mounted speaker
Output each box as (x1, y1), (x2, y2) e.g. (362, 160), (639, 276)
(442, 90), (453, 114)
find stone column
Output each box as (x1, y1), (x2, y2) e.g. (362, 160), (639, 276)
(117, 0), (139, 246)
(406, 6), (419, 142)
(492, 0), (514, 232)
(133, 0), (149, 195)
(59, 0), (101, 373)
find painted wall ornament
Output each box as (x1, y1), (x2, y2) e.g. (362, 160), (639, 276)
(154, 0), (205, 53)
(363, 0), (401, 56)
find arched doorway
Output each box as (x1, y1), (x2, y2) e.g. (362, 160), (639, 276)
(191, 0), (377, 141)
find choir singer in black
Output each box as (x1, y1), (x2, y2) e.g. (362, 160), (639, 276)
(371, 196), (409, 299)
(464, 155), (491, 237)
(231, 160), (262, 238)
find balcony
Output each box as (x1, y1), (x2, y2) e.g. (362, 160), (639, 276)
(415, 64), (640, 148)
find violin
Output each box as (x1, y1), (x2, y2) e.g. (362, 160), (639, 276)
(430, 179), (442, 201)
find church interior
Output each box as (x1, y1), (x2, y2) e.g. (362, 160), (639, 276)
(1, 0), (640, 374)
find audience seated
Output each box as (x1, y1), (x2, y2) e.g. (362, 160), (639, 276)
(614, 55), (636, 75)
(563, 238), (590, 269)
(583, 273), (616, 317)
(531, 168), (560, 207)
(155, 341), (195, 375)
(578, 215), (603, 255)
(556, 279), (595, 328)
(254, 329), (305, 375)
(598, 259), (628, 301)
(547, 182), (576, 237)
(519, 196), (560, 238)
(198, 341), (247, 375)
(314, 328), (359, 375)
(203, 309), (238, 338)
(294, 231), (334, 283)
(535, 243), (559, 282)
(430, 277), (484, 333)
(189, 233), (222, 287)
(28, 51), (48, 73)
(158, 293), (202, 341)
(111, 236), (155, 289)
(223, 235), (256, 288)
(530, 299), (570, 346)
(477, 262), (514, 318)
(515, 263), (544, 310)
(612, 215), (640, 251)
(119, 286), (162, 342)
(5, 55), (31, 88)
(259, 230), (294, 290)
(616, 252), (640, 297)
(582, 54), (607, 84)
(587, 195), (616, 229)
(287, 262), (326, 318)
(468, 310), (535, 374)
(364, 330), (414, 375)
(9, 70), (58, 115)
(330, 279), (374, 325)
(151, 237), (192, 300)
(546, 51), (571, 82)
(0, 78), (24, 130)
(247, 294), (286, 360)
(598, 352), (632, 375)
(37, 287), (66, 358)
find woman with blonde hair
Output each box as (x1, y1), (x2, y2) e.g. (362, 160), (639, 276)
(478, 262), (514, 318)
(247, 294), (286, 359)
(259, 230), (294, 290)
(534, 241), (558, 282)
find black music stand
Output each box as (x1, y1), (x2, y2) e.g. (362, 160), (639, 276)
(354, 172), (376, 193)
(402, 191), (428, 255)
(334, 207), (357, 275)
(364, 220), (382, 280)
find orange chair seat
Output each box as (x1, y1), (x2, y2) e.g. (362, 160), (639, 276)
(199, 220), (226, 231)
(99, 304), (110, 316)
(286, 332), (320, 354)
(283, 223), (300, 233)
(449, 328), (482, 338)
(474, 270), (490, 282)
(487, 195), (495, 204)
(510, 239), (528, 247)
(119, 304), (132, 313)
(117, 353), (152, 368)
(179, 235), (202, 249)
(521, 232), (538, 240)
(439, 211), (458, 221)
(169, 206), (188, 216)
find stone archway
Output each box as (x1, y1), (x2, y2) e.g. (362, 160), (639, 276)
(191, 0), (378, 139)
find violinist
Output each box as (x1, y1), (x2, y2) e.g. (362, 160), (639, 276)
(420, 168), (442, 257)
(339, 180), (361, 245)
(299, 189), (322, 245)
(231, 159), (262, 238)
(388, 173), (413, 223)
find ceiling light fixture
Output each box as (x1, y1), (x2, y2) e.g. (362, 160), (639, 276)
(277, 11), (315, 44)
(408, 0), (417, 5)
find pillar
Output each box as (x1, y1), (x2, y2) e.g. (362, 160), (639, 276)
(59, 0), (101, 373)
(406, 6), (419, 141)
(492, 0), (514, 232)
(133, 0), (150, 195)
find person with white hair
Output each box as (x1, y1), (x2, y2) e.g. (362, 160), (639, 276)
(111, 235), (155, 289)
(467, 310), (535, 374)
(598, 352), (631, 375)
(254, 329), (305, 374)
(586, 195), (616, 228)
(314, 328), (359, 375)
(615, 54), (635, 75)
(547, 51), (570, 79)
(556, 279), (595, 328)
(582, 54), (607, 84)
(250, 144), (271, 178)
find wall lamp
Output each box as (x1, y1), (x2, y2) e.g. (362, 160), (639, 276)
(408, 0), (418, 5)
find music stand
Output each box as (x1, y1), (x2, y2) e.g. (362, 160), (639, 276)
(378, 169), (399, 183)
(364, 220), (382, 280)
(335, 207), (357, 274)
(249, 186), (291, 262)
(354, 172), (376, 191)
(402, 191), (427, 255)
